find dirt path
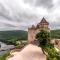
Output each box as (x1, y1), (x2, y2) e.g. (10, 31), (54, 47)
(8, 44), (46, 60)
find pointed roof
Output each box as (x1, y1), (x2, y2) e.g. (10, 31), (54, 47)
(40, 17), (49, 25)
(36, 17), (49, 29)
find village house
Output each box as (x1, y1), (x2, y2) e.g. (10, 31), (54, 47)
(28, 17), (50, 43)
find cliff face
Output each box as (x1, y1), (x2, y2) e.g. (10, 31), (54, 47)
(8, 44), (46, 60)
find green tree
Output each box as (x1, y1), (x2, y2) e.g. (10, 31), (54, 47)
(36, 30), (50, 46)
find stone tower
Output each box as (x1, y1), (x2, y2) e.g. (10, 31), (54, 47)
(28, 17), (49, 43)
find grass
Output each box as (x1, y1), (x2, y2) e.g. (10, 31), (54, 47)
(0, 52), (10, 60)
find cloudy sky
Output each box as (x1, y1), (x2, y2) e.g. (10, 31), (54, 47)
(0, 0), (60, 31)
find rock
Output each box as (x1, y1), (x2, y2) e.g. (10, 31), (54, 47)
(8, 44), (46, 60)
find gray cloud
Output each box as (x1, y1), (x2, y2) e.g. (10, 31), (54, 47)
(36, 0), (53, 9)
(0, 2), (22, 22)
(24, 0), (54, 9)
(0, 0), (59, 31)
(5, 24), (16, 27)
(0, 3), (12, 20)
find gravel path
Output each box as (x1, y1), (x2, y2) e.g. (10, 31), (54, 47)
(8, 44), (46, 60)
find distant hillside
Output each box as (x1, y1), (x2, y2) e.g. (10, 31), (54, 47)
(0, 30), (28, 40)
(51, 29), (60, 39)
(0, 30), (28, 45)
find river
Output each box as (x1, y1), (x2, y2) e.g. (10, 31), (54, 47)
(0, 42), (15, 56)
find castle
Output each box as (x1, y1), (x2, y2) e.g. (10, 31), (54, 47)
(28, 17), (50, 43)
